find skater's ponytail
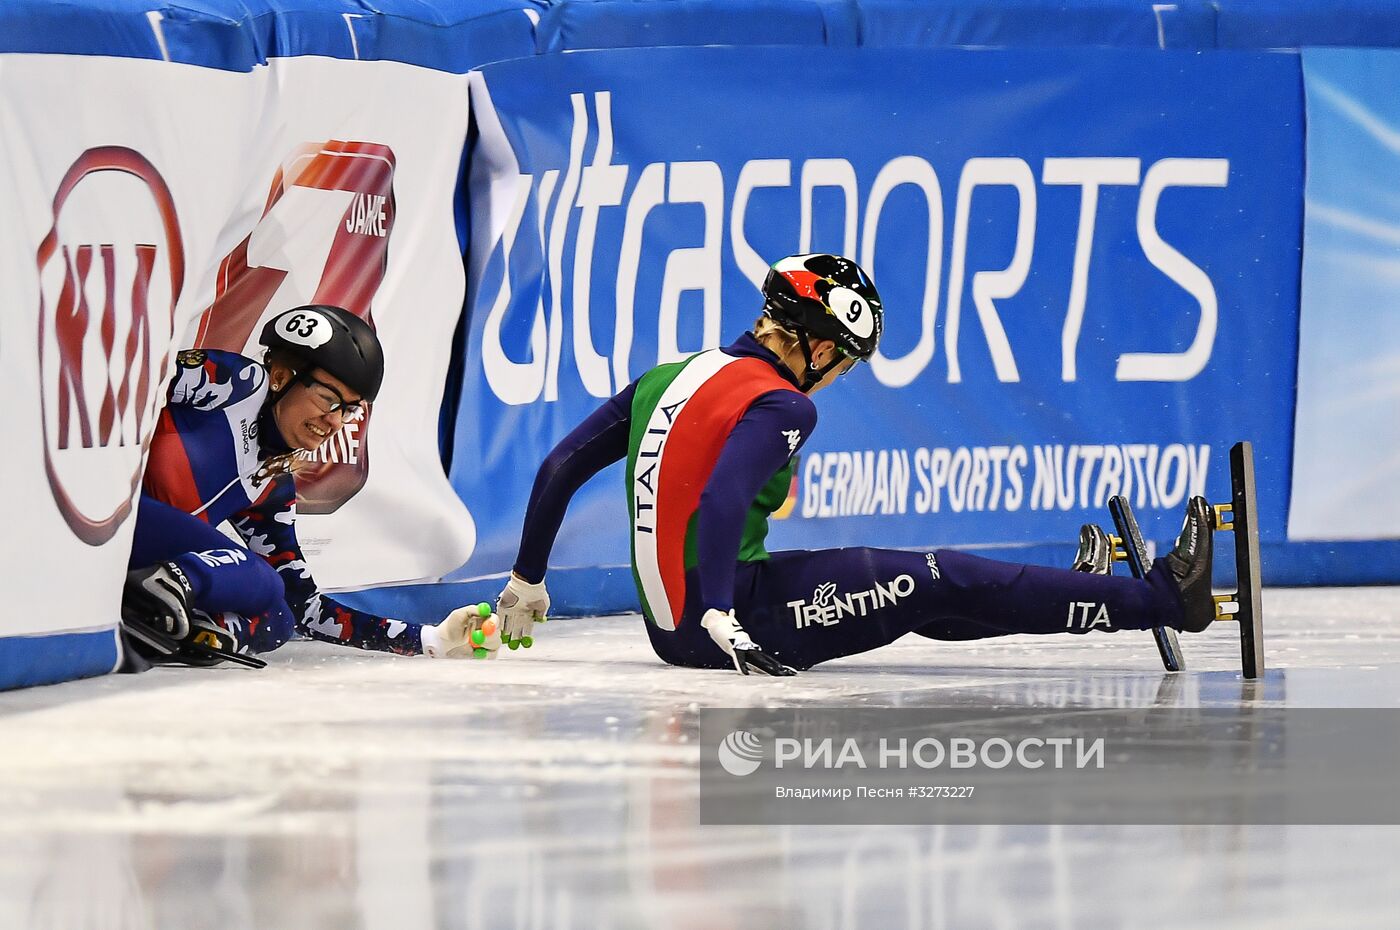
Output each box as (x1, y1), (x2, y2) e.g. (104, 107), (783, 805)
(752, 315), (802, 358)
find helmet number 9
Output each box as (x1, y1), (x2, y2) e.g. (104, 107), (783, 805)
(828, 287), (874, 339)
(276, 309), (333, 349)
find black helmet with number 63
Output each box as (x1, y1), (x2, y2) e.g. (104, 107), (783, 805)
(762, 253), (883, 362)
(259, 305), (385, 402)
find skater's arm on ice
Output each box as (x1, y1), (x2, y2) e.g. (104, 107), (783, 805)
(695, 391), (817, 612)
(512, 382), (636, 583)
(230, 475), (424, 655)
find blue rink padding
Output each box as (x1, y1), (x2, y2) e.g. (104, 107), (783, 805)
(534, 0), (1211, 52)
(534, 0), (1400, 53)
(13, 0), (1400, 70)
(337, 565), (641, 623)
(0, 628), (121, 692)
(0, 0), (541, 71)
(851, 0), (1217, 50)
(533, 0), (858, 52)
(1215, 1), (1400, 48)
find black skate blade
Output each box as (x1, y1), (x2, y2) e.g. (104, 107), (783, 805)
(1151, 626), (1185, 673)
(119, 614), (180, 657)
(1205, 443), (1266, 679)
(1228, 441), (1265, 680)
(1109, 494), (1186, 673)
(186, 634), (268, 670)
(120, 611), (266, 669)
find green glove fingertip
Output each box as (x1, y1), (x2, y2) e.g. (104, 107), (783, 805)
(521, 636), (533, 648)
(508, 639), (521, 651)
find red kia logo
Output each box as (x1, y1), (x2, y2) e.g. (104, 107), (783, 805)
(36, 147), (185, 545)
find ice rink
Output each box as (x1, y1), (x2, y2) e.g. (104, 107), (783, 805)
(2, 586), (1399, 930)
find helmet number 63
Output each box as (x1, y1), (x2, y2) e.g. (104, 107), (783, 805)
(283, 313), (320, 338)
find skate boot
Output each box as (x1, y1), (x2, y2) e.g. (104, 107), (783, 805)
(177, 611), (256, 668)
(122, 603), (266, 670)
(1071, 524), (1113, 574)
(1161, 496), (1215, 633)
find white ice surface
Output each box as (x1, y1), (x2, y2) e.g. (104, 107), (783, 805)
(2, 587), (1400, 929)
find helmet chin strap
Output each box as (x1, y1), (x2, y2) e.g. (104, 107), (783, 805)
(263, 351), (298, 403)
(792, 328), (845, 393)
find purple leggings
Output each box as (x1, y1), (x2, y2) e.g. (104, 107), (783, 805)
(645, 547), (1185, 671)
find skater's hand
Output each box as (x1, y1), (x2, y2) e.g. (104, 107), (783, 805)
(423, 603), (501, 659)
(497, 573), (549, 650)
(701, 609), (797, 677)
(123, 562), (195, 639)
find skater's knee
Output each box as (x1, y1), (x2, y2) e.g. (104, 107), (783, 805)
(648, 640), (732, 671)
(656, 649), (731, 671)
(245, 604), (296, 654)
(247, 558), (287, 614)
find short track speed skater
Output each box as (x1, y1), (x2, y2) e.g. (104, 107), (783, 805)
(1105, 441), (1265, 679)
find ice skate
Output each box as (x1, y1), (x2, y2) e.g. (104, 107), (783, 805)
(1160, 496), (1216, 633)
(176, 611), (266, 669)
(1108, 492), (1186, 671)
(1107, 441), (1265, 677)
(122, 605), (266, 670)
(1071, 524), (1113, 575)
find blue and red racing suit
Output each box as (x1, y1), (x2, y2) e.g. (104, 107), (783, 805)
(132, 349), (421, 655)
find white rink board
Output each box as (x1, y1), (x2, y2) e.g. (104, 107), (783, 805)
(0, 53), (474, 663)
(0, 56), (262, 641)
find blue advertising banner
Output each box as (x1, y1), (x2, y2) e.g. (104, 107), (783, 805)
(449, 46), (1302, 585)
(1293, 48), (1400, 541)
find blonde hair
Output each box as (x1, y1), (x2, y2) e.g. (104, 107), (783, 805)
(752, 314), (801, 357)
(251, 449), (309, 485)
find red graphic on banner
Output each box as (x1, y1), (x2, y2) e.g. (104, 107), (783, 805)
(194, 140), (396, 513)
(36, 147), (185, 546)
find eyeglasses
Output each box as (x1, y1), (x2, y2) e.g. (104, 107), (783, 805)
(296, 373), (367, 421)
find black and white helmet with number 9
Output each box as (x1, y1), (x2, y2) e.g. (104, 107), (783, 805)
(761, 253), (883, 389)
(259, 304), (385, 402)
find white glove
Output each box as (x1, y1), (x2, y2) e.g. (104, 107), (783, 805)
(496, 574), (549, 650)
(701, 609), (797, 677)
(421, 603), (502, 659)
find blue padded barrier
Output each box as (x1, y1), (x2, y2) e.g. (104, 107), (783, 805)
(0, 629), (121, 692)
(13, 0), (1400, 71)
(0, 1), (221, 62)
(0, 0), (541, 71)
(1215, 0), (1400, 49)
(854, 0), (1217, 49)
(533, 0), (858, 52)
